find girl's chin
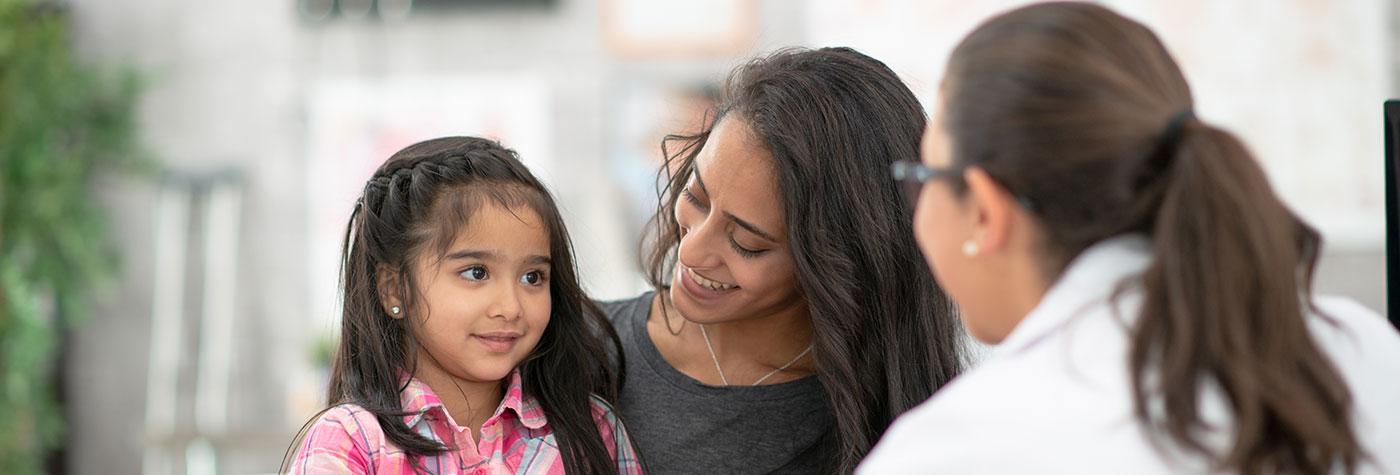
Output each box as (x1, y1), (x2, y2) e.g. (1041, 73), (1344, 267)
(449, 359), (526, 384)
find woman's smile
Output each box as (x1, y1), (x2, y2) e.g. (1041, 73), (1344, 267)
(678, 264), (740, 300)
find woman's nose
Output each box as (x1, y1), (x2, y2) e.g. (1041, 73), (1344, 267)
(677, 214), (724, 269)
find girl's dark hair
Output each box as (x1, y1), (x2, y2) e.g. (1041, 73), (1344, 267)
(285, 137), (626, 474)
(943, 3), (1361, 473)
(645, 47), (966, 473)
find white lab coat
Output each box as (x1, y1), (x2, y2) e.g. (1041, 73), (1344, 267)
(859, 236), (1400, 474)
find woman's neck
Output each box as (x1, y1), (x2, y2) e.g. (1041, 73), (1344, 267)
(651, 292), (816, 385)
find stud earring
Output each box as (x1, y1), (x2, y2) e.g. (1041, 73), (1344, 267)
(962, 240), (980, 257)
(391, 306), (401, 315)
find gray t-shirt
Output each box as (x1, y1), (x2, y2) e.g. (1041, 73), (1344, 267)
(600, 292), (835, 474)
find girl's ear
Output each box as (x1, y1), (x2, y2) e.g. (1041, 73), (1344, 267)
(376, 263), (405, 319)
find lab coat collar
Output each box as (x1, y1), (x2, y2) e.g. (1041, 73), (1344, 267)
(995, 234), (1154, 354)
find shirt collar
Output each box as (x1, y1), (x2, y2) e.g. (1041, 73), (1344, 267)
(497, 369), (549, 429)
(398, 369), (549, 430)
(995, 234), (1154, 354)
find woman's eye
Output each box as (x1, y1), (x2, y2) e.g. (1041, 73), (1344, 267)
(520, 270), (546, 286)
(681, 189), (706, 209)
(729, 237), (764, 258)
(460, 266), (488, 281)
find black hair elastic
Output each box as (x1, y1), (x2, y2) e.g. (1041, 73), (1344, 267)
(1148, 108), (1195, 166)
(1135, 108), (1195, 187)
(1160, 108), (1195, 149)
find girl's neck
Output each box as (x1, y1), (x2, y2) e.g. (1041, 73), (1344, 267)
(411, 358), (506, 444)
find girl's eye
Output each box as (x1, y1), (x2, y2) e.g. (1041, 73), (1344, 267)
(520, 270), (547, 286)
(461, 266), (488, 281)
(729, 237), (764, 258)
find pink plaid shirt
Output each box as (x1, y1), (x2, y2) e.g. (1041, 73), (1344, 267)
(288, 370), (642, 474)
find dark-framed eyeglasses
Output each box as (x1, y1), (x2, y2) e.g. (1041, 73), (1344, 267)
(890, 160), (1039, 212)
(890, 161), (957, 207)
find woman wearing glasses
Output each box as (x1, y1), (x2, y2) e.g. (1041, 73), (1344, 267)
(599, 47), (966, 473)
(862, 3), (1400, 473)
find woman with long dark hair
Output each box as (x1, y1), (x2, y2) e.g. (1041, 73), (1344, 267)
(600, 47), (966, 473)
(863, 3), (1400, 473)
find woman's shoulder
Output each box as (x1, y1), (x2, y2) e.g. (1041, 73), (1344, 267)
(1269, 296), (1400, 473)
(595, 290), (655, 326)
(861, 360), (1176, 474)
(1291, 296), (1400, 407)
(1308, 296), (1400, 365)
(1310, 295), (1394, 332)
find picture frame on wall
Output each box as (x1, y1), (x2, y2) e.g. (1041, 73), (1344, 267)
(600, 0), (757, 58)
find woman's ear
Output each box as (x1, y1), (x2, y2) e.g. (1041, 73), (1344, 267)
(376, 264), (405, 319)
(962, 166), (1019, 257)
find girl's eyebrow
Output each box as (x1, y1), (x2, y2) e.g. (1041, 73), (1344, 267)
(445, 249), (551, 265)
(446, 249), (499, 261)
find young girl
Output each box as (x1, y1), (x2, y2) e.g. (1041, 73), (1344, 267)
(285, 137), (643, 474)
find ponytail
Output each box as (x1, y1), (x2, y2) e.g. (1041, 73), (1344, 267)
(1131, 121), (1363, 473)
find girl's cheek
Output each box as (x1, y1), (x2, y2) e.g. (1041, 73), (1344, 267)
(527, 296), (552, 327)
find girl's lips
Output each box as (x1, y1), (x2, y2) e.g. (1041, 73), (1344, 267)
(678, 265), (740, 301)
(472, 332), (521, 353)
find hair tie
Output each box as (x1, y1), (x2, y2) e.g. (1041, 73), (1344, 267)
(1160, 108), (1194, 150)
(1145, 108), (1194, 167)
(1133, 108), (1195, 189)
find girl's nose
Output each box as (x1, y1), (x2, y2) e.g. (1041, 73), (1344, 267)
(487, 280), (523, 320)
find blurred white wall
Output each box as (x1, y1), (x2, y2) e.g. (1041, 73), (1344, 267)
(61, 0), (1394, 474)
(803, 0), (1394, 316)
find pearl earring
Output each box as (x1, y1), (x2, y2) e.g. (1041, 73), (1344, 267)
(391, 306), (401, 315)
(962, 240), (980, 257)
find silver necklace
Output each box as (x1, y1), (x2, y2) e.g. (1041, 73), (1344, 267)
(699, 324), (814, 386)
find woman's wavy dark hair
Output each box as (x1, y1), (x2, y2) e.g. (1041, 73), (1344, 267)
(644, 47), (967, 473)
(943, 3), (1362, 473)
(283, 136), (626, 474)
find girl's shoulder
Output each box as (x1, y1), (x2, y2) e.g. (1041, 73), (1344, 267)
(586, 394), (620, 421)
(288, 404), (386, 473)
(585, 395), (644, 473)
(313, 403), (383, 432)
(301, 404), (387, 454)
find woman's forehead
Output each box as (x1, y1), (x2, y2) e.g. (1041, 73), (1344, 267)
(692, 118), (786, 240)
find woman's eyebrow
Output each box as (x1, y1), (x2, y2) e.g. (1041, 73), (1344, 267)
(693, 163), (779, 242)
